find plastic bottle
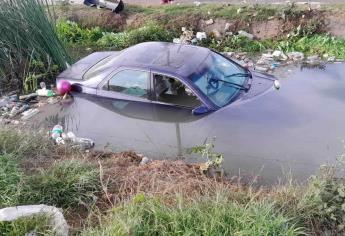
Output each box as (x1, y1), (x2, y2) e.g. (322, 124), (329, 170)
(51, 125), (63, 140)
(36, 89), (55, 97)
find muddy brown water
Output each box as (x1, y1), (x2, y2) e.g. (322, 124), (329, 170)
(34, 63), (345, 184)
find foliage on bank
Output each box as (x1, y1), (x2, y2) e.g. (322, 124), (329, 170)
(0, 127), (345, 235)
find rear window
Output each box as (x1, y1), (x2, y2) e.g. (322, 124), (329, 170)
(83, 53), (120, 80)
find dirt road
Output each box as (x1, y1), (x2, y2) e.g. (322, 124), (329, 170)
(71, 0), (345, 5)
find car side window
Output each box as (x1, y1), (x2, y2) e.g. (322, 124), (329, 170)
(104, 70), (149, 98)
(153, 73), (201, 108)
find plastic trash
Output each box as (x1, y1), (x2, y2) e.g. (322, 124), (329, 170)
(64, 132), (94, 150)
(51, 125), (64, 144)
(36, 89), (55, 97)
(21, 108), (39, 120)
(140, 157), (150, 165)
(0, 205), (69, 236)
(196, 32), (207, 41)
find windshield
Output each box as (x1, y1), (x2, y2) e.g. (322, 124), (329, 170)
(190, 52), (248, 107)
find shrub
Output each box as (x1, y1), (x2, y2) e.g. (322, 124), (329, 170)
(0, 154), (22, 208)
(56, 20), (103, 44)
(97, 24), (173, 50)
(20, 159), (100, 208)
(82, 195), (305, 236)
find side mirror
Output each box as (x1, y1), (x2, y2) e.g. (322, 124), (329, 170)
(192, 105), (209, 115)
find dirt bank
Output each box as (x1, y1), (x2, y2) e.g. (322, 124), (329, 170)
(55, 4), (345, 40)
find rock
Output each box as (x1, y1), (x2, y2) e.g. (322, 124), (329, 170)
(255, 66), (269, 72)
(196, 32), (207, 41)
(238, 30), (254, 40)
(287, 52), (304, 61)
(305, 55), (321, 66)
(272, 50), (288, 61)
(205, 19), (214, 25)
(211, 29), (222, 39)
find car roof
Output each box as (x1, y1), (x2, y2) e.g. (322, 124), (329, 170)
(113, 42), (211, 78)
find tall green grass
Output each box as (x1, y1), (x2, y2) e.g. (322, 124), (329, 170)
(82, 195), (305, 236)
(0, 0), (71, 92)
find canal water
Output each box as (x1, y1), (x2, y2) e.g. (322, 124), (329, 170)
(35, 63), (345, 184)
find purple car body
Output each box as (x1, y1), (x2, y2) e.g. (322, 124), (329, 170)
(57, 42), (277, 115)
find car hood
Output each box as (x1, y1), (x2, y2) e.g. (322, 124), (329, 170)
(57, 51), (118, 81)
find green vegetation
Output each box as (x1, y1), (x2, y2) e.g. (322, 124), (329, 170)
(0, 154), (22, 208)
(83, 196), (304, 236)
(0, 215), (53, 236)
(0, 0), (71, 93)
(20, 160), (100, 208)
(0, 127), (344, 235)
(57, 20), (173, 50)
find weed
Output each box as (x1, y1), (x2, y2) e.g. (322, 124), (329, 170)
(0, 215), (53, 236)
(20, 159), (100, 209)
(0, 154), (22, 208)
(189, 137), (223, 170)
(82, 195), (305, 236)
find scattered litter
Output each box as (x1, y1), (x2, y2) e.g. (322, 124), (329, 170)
(21, 108), (39, 120)
(140, 156), (150, 165)
(255, 66), (269, 72)
(205, 19), (214, 25)
(193, 1), (201, 6)
(224, 22), (232, 32)
(272, 50), (288, 61)
(287, 51), (304, 61)
(196, 32), (207, 41)
(51, 125), (95, 150)
(238, 30), (254, 40)
(0, 204), (69, 236)
(83, 0), (124, 13)
(19, 93), (37, 101)
(36, 88), (55, 97)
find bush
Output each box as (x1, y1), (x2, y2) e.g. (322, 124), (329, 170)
(82, 195), (305, 236)
(20, 160), (100, 208)
(0, 154), (22, 208)
(56, 20), (103, 44)
(97, 24), (173, 50)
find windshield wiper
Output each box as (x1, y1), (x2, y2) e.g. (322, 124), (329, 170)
(224, 72), (251, 78)
(208, 78), (249, 91)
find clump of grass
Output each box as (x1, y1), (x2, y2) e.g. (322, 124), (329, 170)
(0, 215), (53, 236)
(82, 194), (305, 236)
(20, 159), (100, 208)
(0, 0), (71, 92)
(0, 127), (54, 159)
(0, 154), (22, 208)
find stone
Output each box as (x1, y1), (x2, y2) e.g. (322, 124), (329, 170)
(238, 30), (254, 40)
(327, 56), (336, 62)
(205, 19), (214, 25)
(223, 52), (234, 58)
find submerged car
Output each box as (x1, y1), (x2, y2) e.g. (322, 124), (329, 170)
(57, 42), (279, 115)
